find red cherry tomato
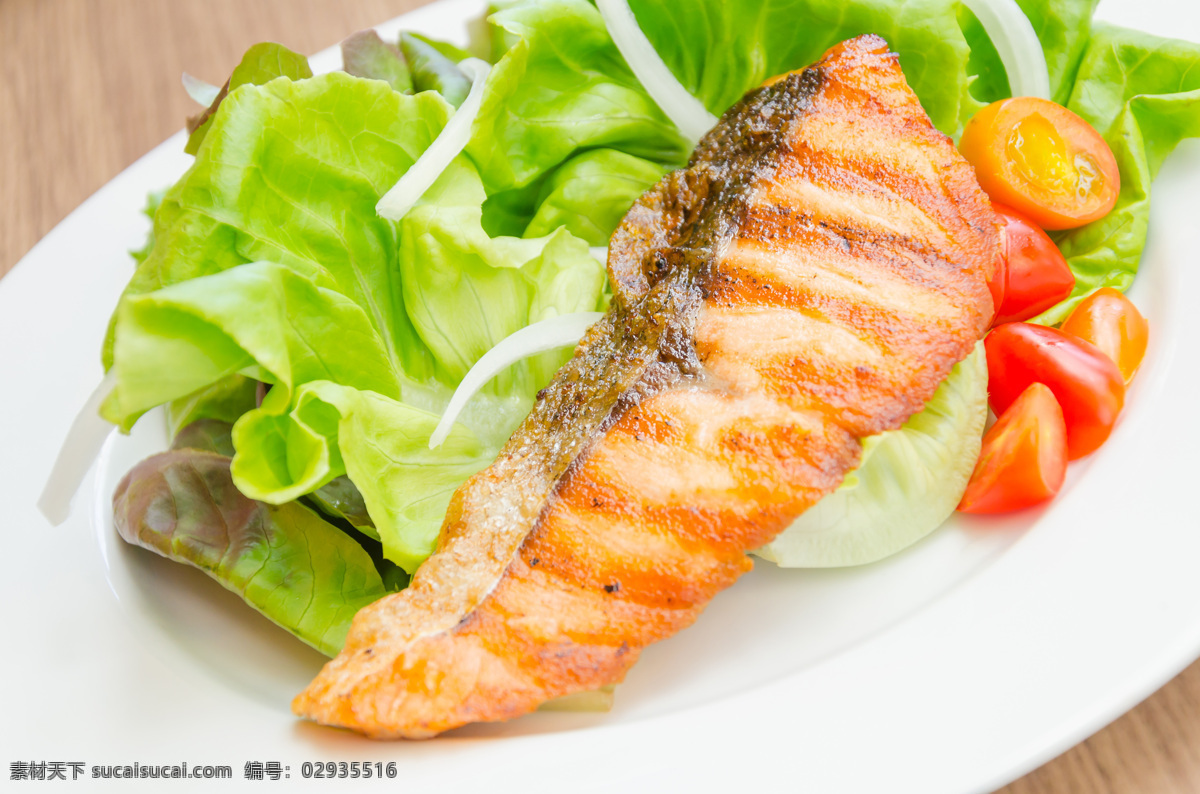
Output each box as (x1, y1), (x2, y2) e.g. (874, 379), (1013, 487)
(985, 323), (1125, 460)
(992, 203), (1075, 325)
(984, 241), (1006, 323)
(960, 97), (1120, 230)
(959, 382), (1067, 514)
(1060, 287), (1149, 384)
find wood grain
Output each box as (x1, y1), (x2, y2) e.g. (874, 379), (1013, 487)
(3, 1), (1198, 790)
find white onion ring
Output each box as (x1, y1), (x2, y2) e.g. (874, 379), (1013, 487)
(961, 0), (1051, 99)
(595, 0), (717, 144)
(376, 58), (492, 221)
(38, 372), (117, 525)
(428, 312), (603, 449)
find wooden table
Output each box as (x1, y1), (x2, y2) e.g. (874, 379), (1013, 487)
(3, 2), (1198, 790)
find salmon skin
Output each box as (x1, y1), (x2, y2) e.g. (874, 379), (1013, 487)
(293, 34), (999, 738)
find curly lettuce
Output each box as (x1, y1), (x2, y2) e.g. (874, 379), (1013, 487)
(104, 1), (689, 575)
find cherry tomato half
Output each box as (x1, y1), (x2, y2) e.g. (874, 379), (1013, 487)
(992, 203), (1075, 325)
(959, 382), (1067, 514)
(986, 322), (1125, 460)
(1060, 287), (1149, 384)
(960, 98), (1120, 231)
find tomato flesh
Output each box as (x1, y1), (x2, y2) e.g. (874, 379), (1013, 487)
(960, 98), (1119, 231)
(1060, 287), (1149, 383)
(958, 382), (1067, 514)
(985, 323), (1125, 460)
(992, 203), (1075, 325)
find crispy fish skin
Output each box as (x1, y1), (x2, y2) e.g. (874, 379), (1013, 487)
(293, 35), (999, 738)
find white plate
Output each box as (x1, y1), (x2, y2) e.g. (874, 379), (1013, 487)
(3, 1), (1199, 791)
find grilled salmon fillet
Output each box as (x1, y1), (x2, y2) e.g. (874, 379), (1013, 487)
(293, 34), (999, 738)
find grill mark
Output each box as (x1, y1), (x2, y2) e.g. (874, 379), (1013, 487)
(573, 389), (852, 513)
(781, 144), (981, 252)
(744, 176), (969, 293)
(717, 235), (964, 322)
(554, 394), (858, 554)
(773, 167), (951, 255)
(464, 595), (636, 693)
(491, 557), (698, 646)
(702, 267), (934, 357)
(521, 503), (748, 610)
(695, 304), (888, 392)
(695, 304), (964, 437)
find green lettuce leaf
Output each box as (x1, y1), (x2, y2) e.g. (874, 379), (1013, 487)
(524, 149), (666, 245)
(105, 73), (454, 385)
(341, 30), (413, 93)
(169, 419), (388, 568)
(1037, 25), (1200, 323)
(756, 343), (987, 567)
(234, 381), (495, 572)
(1018, 0), (1099, 105)
(624, 0), (984, 137)
(113, 446), (392, 656)
(165, 375), (258, 439)
(307, 474), (376, 533)
(466, 0), (689, 193)
(105, 70), (607, 573)
(409, 32), (475, 63)
(185, 42), (313, 155)
(400, 32), (472, 105)
(130, 189), (167, 265)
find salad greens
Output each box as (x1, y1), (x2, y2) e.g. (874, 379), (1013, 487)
(185, 42), (314, 155)
(114, 420), (402, 656)
(628, 0), (987, 137)
(400, 32), (473, 104)
(342, 30), (415, 94)
(104, 0), (1200, 653)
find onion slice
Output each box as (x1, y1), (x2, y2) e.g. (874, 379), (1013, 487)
(961, 0), (1050, 100)
(595, 0), (717, 145)
(428, 312), (603, 449)
(181, 72), (221, 107)
(376, 57), (492, 221)
(38, 372), (118, 526)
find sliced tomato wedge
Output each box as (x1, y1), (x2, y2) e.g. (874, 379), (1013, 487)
(1060, 287), (1149, 383)
(959, 382), (1067, 514)
(992, 203), (1075, 325)
(960, 97), (1120, 230)
(985, 322), (1125, 460)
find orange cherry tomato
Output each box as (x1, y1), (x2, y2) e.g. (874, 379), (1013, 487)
(958, 382), (1067, 514)
(960, 98), (1120, 231)
(992, 203), (1075, 325)
(986, 322), (1125, 460)
(1060, 287), (1149, 384)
